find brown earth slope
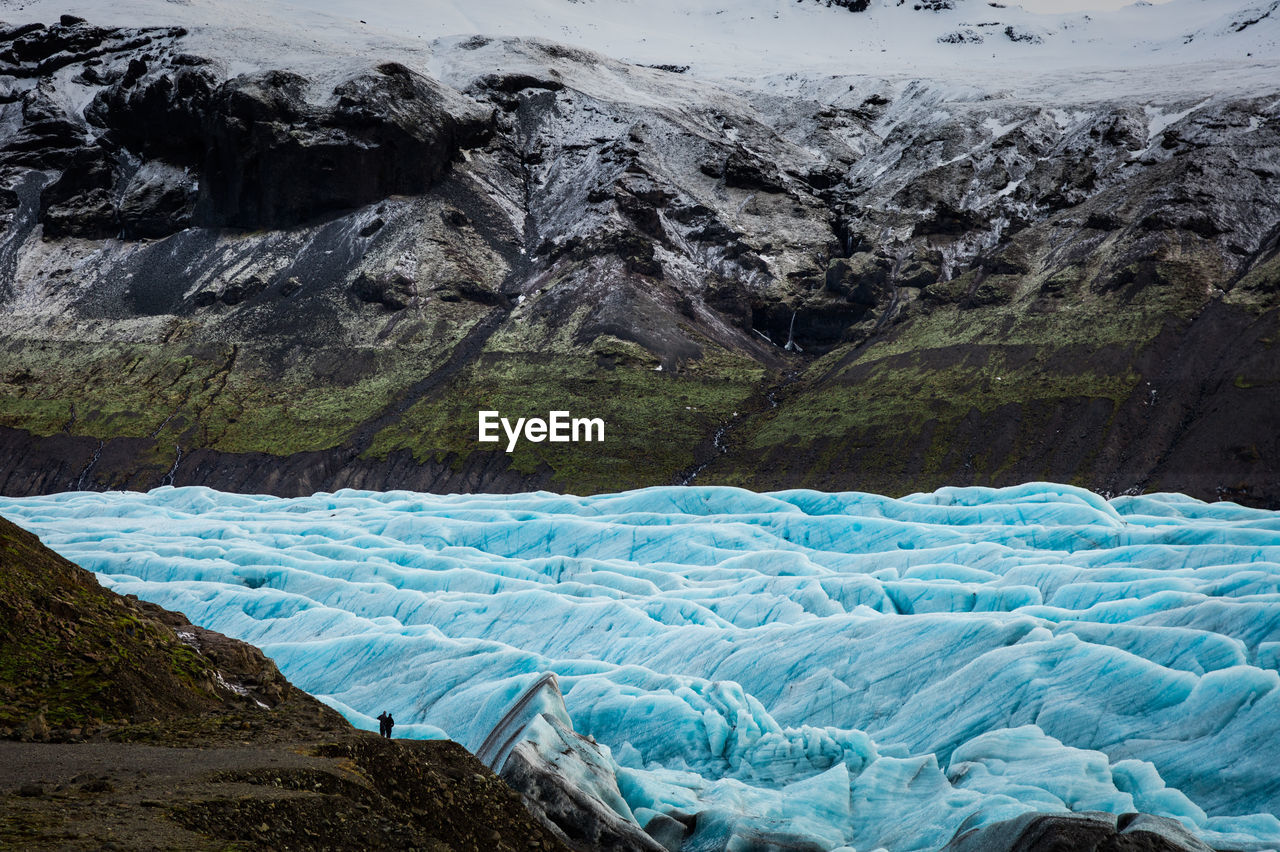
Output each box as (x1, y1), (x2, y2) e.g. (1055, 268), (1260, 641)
(0, 515), (570, 851)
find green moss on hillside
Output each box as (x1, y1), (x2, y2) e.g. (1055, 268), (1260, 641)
(367, 337), (764, 493)
(0, 517), (230, 732)
(0, 223), (1272, 498)
(706, 276), (1173, 492)
(0, 331), (476, 458)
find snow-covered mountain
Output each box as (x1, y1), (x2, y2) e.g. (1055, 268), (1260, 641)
(12, 0), (1280, 85)
(0, 0), (1277, 503)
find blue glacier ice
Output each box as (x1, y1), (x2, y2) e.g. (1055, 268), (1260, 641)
(2, 482), (1279, 851)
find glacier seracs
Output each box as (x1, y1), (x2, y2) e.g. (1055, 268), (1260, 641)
(2, 483), (1279, 851)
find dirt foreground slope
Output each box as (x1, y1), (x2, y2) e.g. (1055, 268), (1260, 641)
(0, 515), (569, 851)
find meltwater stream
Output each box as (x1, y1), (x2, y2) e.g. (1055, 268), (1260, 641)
(3, 483), (1279, 851)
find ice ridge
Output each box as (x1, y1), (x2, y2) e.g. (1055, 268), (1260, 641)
(2, 482), (1278, 851)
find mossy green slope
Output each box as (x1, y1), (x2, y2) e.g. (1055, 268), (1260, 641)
(0, 516), (260, 733)
(367, 330), (764, 493)
(703, 224), (1280, 501)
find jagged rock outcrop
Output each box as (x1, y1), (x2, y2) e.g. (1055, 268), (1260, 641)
(31, 27), (493, 237)
(0, 14), (1276, 504)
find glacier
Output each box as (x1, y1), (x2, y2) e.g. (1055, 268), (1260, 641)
(2, 482), (1279, 851)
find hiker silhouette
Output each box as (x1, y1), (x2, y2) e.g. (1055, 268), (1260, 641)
(385, 713), (394, 738)
(376, 711), (390, 738)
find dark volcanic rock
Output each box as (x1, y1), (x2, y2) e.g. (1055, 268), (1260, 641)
(0, 20), (185, 79)
(474, 71), (565, 93)
(352, 270), (417, 309)
(722, 147), (788, 193)
(0, 416), (564, 497)
(0, 85), (87, 171)
(19, 33), (494, 236)
(826, 252), (892, 305)
(86, 61), (219, 164)
(117, 161), (198, 238)
(898, 257), (940, 289)
(944, 811), (1215, 852)
(38, 146), (117, 237)
(806, 0), (871, 10)
(198, 63), (493, 228)
(913, 201), (988, 236)
(219, 275), (267, 306)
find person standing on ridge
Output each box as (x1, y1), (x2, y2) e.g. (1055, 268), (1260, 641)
(385, 713), (394, 739)
(377, 711), (389, 738)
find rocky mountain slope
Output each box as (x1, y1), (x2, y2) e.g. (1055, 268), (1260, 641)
(0, 513), (573, 850)
(0, 2), (1277, 503)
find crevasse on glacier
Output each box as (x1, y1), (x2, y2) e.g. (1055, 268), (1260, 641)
(3, 482), (1279, 851)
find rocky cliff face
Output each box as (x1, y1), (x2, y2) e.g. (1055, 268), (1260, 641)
(0, 15), (1277, 503)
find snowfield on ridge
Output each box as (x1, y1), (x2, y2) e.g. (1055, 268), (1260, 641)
(9, 0), (1280, 93)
